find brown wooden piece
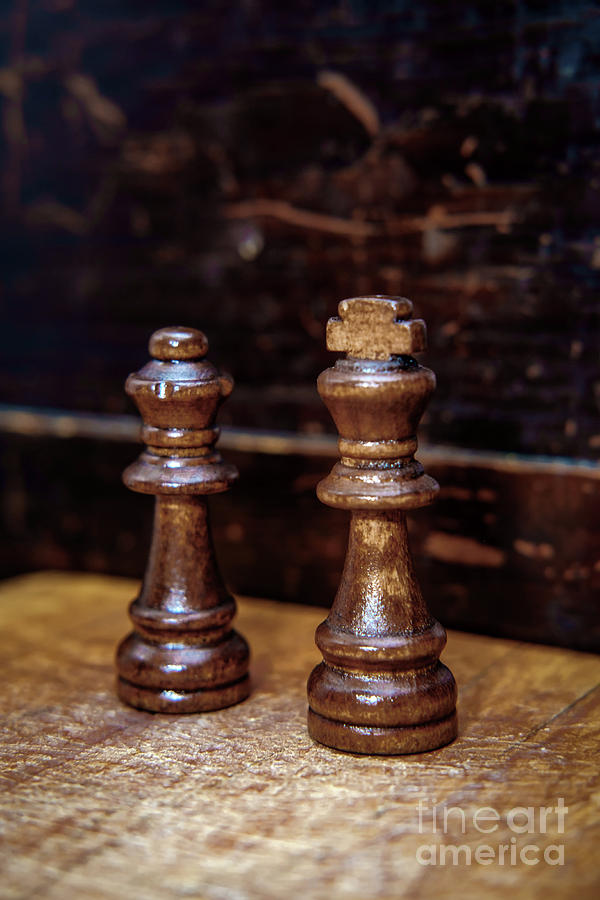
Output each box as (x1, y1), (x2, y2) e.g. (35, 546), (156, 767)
(308, 296), (458, 754)
(115, 326), (250, 712)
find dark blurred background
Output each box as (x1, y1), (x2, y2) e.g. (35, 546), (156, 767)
(0, 0), (598, 649)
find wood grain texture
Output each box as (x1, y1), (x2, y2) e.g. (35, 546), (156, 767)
(115, 326), (250, 713)
(307, 296), (457, 753)
(1, 430), (599, 651)
(1, 572), (599, 899)
(0, 0), (599, 659)
(0, 1), (599, 459)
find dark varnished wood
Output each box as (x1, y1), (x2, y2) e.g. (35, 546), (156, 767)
(307, 296), (458, 754)
(3, 2), (600, 463)
(116, 326), (250, 712)
(2, 412), (599, 653)
(2, 3), (600, 659)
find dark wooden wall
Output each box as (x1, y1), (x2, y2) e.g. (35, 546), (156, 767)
(1, 1), (599, 650)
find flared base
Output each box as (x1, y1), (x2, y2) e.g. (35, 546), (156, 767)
(117, 673), (250, 713)
(307, 707), (458, 755)
(307, 654), (457, 755)
(116, 627), (250, 713)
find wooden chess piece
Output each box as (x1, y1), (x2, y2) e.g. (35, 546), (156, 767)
(116, 327), (250, 713)
(307, 296), (458, 754)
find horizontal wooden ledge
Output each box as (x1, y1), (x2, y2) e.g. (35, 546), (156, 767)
(1, 402), (598, 480)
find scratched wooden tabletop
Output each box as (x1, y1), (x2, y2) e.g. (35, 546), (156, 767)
(1, 571), (599, 900)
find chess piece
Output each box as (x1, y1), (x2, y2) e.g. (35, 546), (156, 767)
(116, 327), (250, 713)
(307, 296), (457, 754)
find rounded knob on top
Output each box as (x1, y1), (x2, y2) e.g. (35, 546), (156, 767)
(123, 324), (237, 495)
(149, 327), (209, 361)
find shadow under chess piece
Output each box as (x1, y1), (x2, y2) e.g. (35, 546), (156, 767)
(116, 326), (250, 713)
(307, 296), (458, 754)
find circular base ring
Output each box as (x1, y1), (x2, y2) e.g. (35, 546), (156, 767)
(307, 707), (457, 755)
(117, 674), (250, 713)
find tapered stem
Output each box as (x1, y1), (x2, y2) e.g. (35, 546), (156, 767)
(328, 510), (432, 637)
(137, 495), (229, 614)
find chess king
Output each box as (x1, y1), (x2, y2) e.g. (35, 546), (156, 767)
(307, 296), (458, 754)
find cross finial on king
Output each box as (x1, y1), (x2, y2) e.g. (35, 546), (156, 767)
(326, 295), (427, 360)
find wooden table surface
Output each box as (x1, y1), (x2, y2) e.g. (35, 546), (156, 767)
(1, 572), (599, 900)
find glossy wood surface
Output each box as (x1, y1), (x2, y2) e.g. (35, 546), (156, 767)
(308, 297), (457, 753)
(116, 327), (249, 712)
(1, 571), (599, 899)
